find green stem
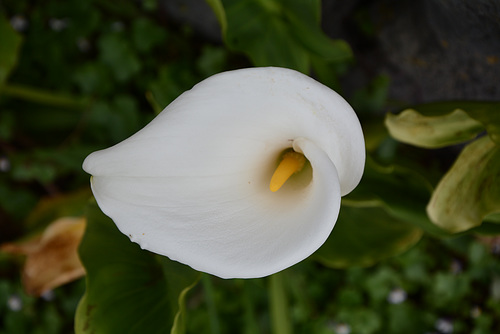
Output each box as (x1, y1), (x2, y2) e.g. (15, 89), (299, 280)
(0, 84), (88, 109)
(145, 90), (163, 115)
(269, 272), (292, 334)
(201, 273), (221, 334)
(242, 280), (260, 334)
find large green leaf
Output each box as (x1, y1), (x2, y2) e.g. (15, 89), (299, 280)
(206, 0), (351, 73)
(75, 200), (199, 334)
(314, 205), (423, 268)
(385, 109), (484, 148)
(0, 14), (22, 85)
(427, 136), (500, 233)
(345, 158), (448, 236)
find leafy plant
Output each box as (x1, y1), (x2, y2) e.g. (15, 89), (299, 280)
(1, 0), (499, 333)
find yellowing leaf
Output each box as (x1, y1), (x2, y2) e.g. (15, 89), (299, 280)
(385, 109), (484, 148)
(427, 136), (500, 232)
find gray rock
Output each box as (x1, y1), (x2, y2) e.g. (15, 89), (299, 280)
(336, 0), (500, 103)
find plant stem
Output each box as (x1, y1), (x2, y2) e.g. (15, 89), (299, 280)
(0, 84), (88, 109)
(201, 273), (221, 334)
(243, 280), (260, 334)
(269, 272), (292, 334)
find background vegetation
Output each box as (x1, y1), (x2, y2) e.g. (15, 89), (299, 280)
(1, 0), (499, 333)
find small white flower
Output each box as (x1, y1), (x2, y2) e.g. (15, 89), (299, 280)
(83, 67), (365, 278)
(48, 18), (68, 31)
(450, 259), (462, 274)
(7, 295), (22, 311)
(435, 318), (453, 333)
(333, 323), (351, 334)
(41, 290), (55, 301)
(387, 287), (407, 304)
(111, 21), (125, 31)
(470, 306), (481, 318)
(10, 15), (28, 32)
(76, 38), (91, 53)
(0, 156), (10, 172)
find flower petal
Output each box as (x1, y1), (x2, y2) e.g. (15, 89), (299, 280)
(83, 67), (365, 278)
(90, 137), (340, 278)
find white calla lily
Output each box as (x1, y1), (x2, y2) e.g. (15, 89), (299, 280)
(83, 67), (365, 279)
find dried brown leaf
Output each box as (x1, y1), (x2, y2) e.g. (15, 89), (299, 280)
(1, 217), (86, 296)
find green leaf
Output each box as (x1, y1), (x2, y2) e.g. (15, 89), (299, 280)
(73, 62), (113, 95)
(387, 303), (424, 334)
(314, 205), (423, 268)
(430, 272), (470, 308)
(345, 158), (447, 236)
(427, 136), (500, 233)
(336, 308), (382, 334)
(211, 0), (351, 72)
(363, 267), (402, 304)
(0, 14), (23, 85)
(75, 200), (200, 334)
(385, 109), (484, 148)
(282, 1), (352, 62)
(98, 32), (141, 82)
(132, 18), (167, 53)
(87, 95), (142, 142)
(472, 221), (500, 235)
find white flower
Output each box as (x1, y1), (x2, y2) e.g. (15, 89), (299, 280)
(7, 295), (23, 312)
(83, 67), (365, 279)
(387, 287), (407, 304)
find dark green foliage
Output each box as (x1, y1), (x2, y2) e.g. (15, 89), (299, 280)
(1, 0), (499, 333)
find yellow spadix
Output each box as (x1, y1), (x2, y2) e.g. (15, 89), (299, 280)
(269, 151), (307, 192)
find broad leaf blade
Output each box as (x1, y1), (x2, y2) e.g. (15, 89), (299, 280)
(345, 159), (447, 236)
(427, 136), (500, 233)
(314, 205), (423, 268)
(216, 0), (350, 72)
(385, 109), (484, 148)
(285, 9), (351, 62)
(223, 0), (309, 71)
(75, 200), (199, 334)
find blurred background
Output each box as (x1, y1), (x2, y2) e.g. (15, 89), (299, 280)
(1, 0), (500, 333)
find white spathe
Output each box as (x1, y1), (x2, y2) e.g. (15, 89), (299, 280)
(83, 67), (365, 279)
